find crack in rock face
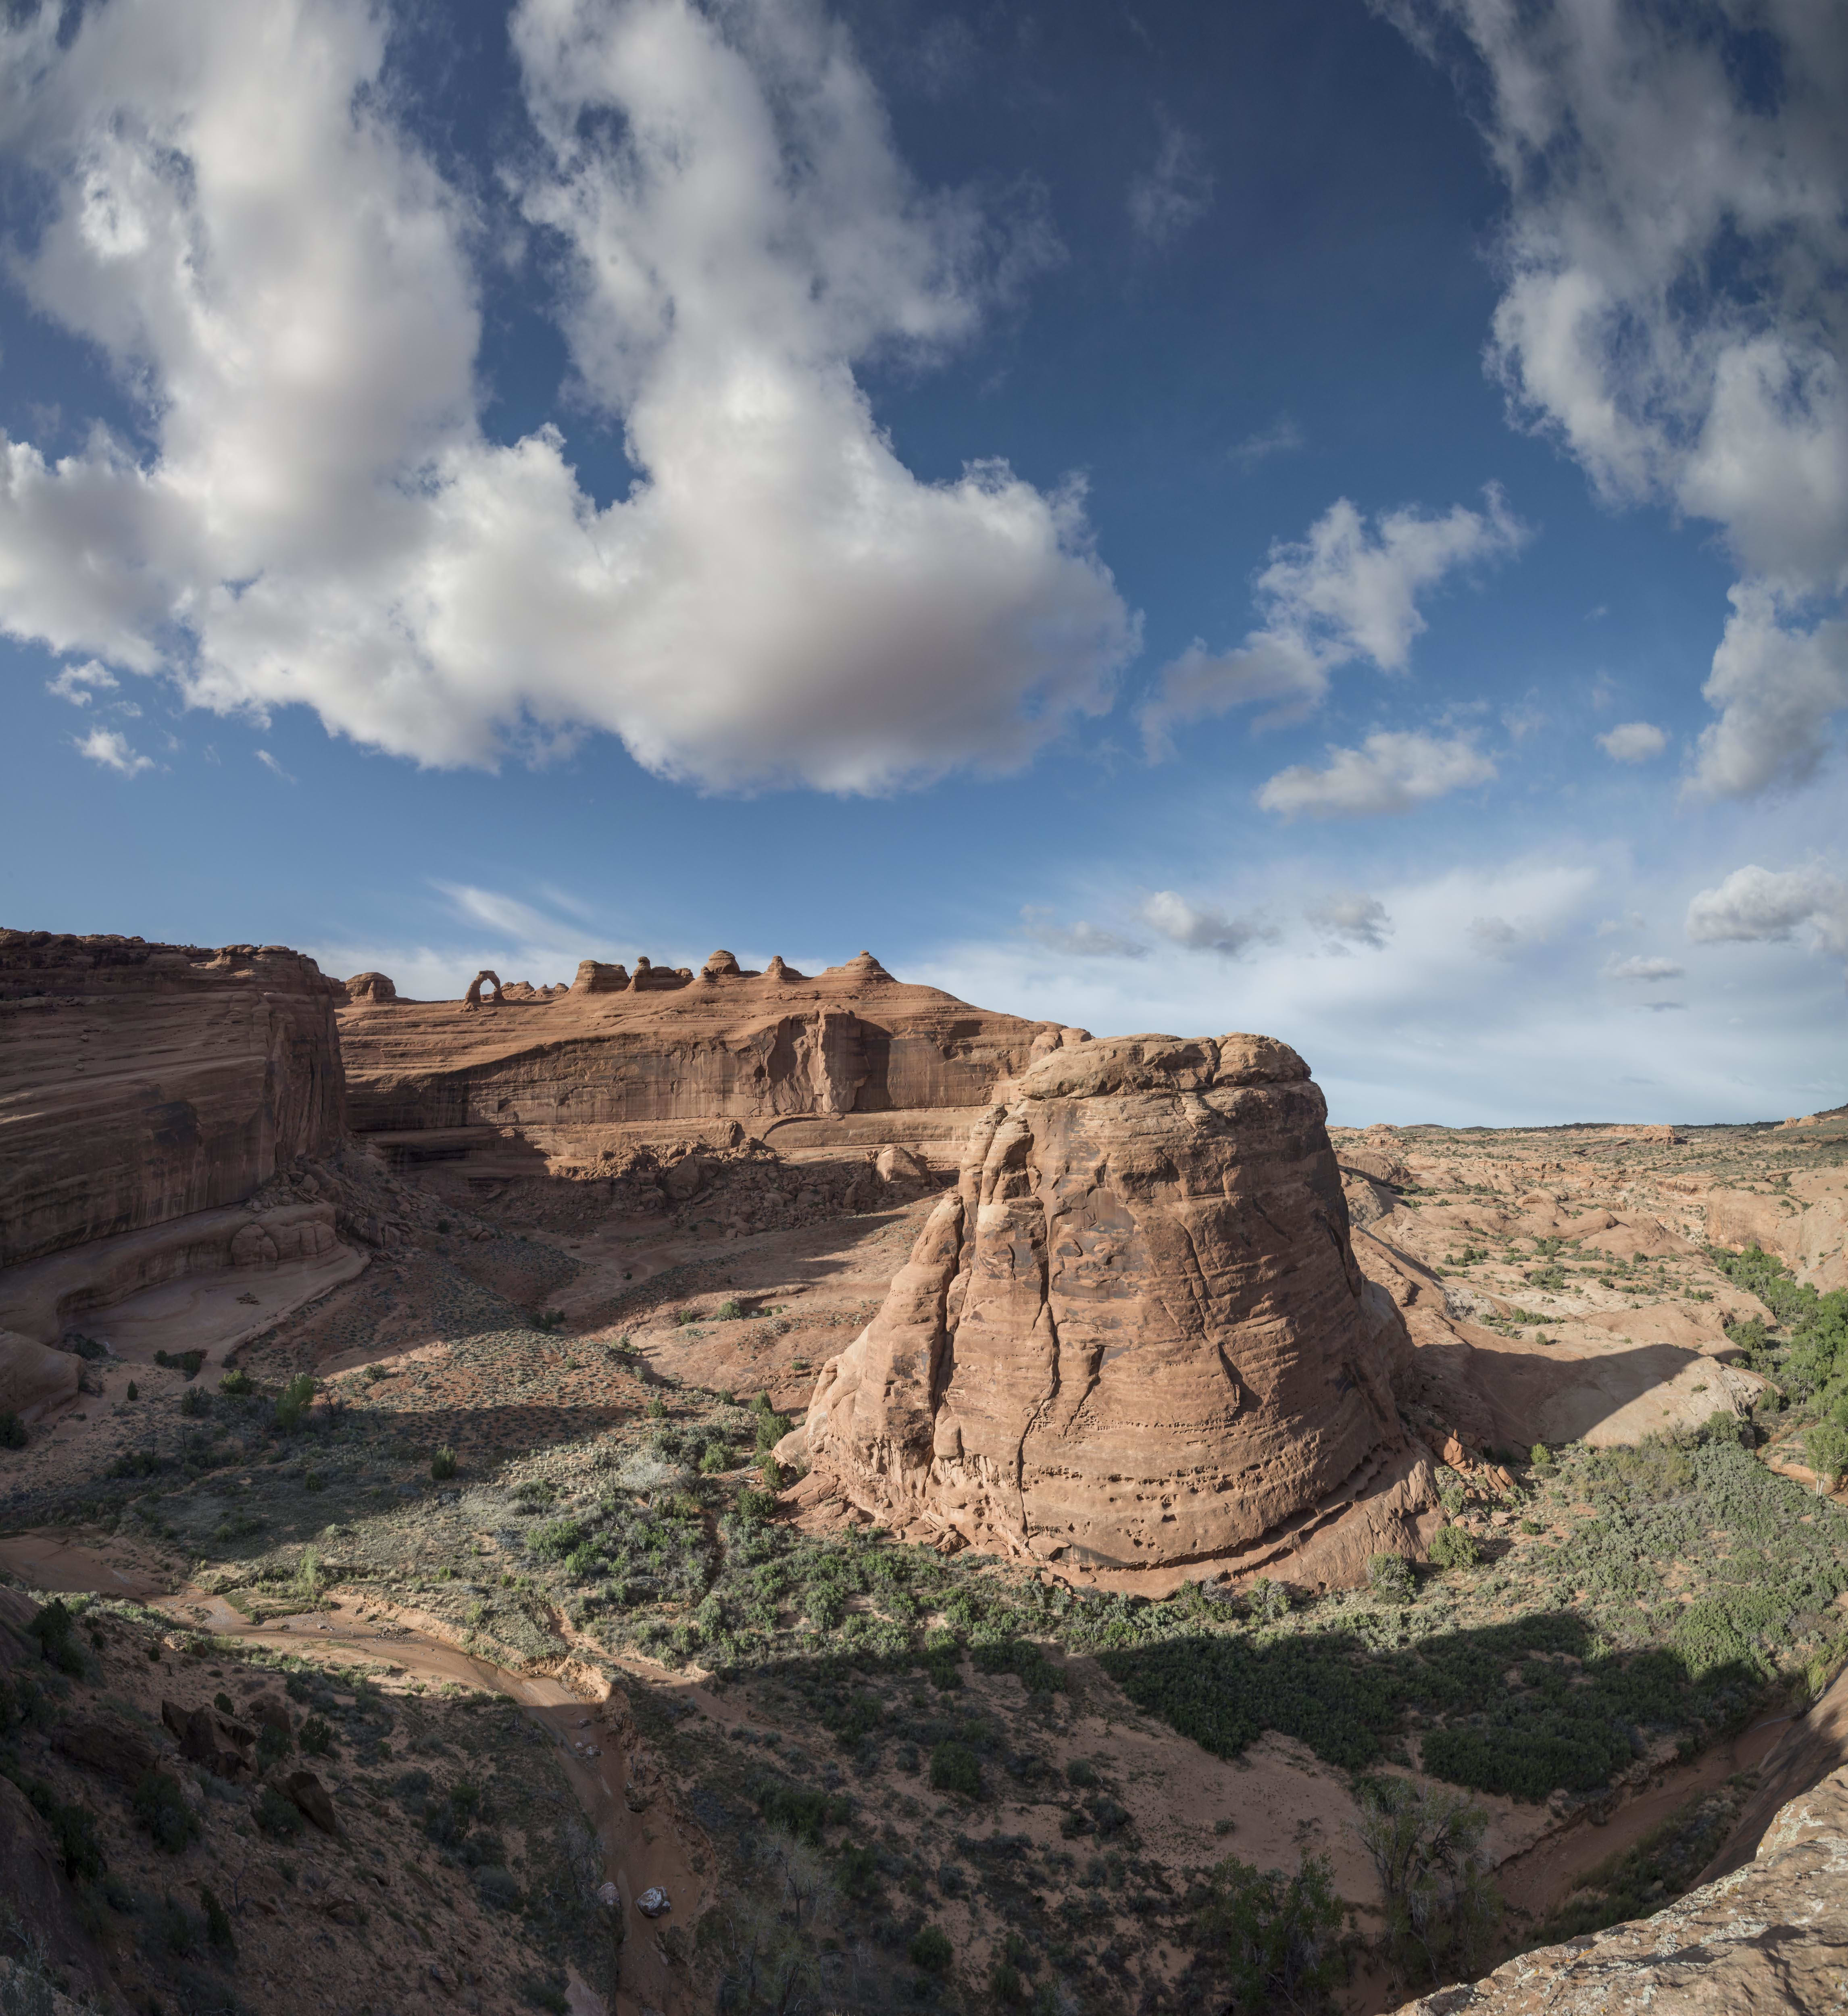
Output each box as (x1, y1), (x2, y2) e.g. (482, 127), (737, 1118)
(800, 1032), (1432, 1584)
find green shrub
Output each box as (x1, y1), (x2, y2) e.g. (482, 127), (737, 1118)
(134, 1771), (201, 1852)
(200, 1881), (235, 1955)
(154, 1348), (205, 1379)
(0, 1411), (26, 1450)
(255, 1786), (303, 1839)
(698, 1444), (729, 1475)
(1530, 1442), (1554, 1471)
(756, 1779), (849, 1843)
(219, 1368), (252, 1396)
(929, 1740), (982, 1797)
(1806, 1422), (1848, 1491)
(29, 1600), (84, 1676)
(1427, 1524), (1479, 1572)
(15, 1776), (105, 1882)
(1355, 1778), (1498, 1987)
(530, 1518), (587, 1561)
(299, 1715), (334, 1756)
(1367, 1554), (1416, 1606)
(125, 1381), (138, 1402)
(970, 1639), (1067, 1693)
(1194, 1852), (1345, 2013)
(273, 1372), (315, 1431)
(909, 1924), (953, 1974)
(716, 1299), (744, 1320)
(180, 1385), (210, 1418)
(759, 1456), (784, 1492)
(431, 1445), (458, 1481)
(1250, 1579), (1291, 1624)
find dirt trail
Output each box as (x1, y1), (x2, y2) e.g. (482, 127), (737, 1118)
(0, 1531), (702, 2016)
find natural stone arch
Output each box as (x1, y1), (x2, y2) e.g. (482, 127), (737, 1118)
(463, 970), (504, 1012)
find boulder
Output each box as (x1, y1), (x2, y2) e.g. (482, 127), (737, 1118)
(281, 1768), (342, 1836)
(345, 971), (396, 1002)
(163, 1699), (254, 1778)
(52, 1716), (156, 1788)
(799, 1032), (1429, 1585)
(660, 1154), (707, 1204)
(0, 1329), (80, 1419)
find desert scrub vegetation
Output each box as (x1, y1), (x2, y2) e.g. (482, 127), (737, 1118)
(1711, 1244), (1848, 1408)
(1191, 1851), (1346, 2012)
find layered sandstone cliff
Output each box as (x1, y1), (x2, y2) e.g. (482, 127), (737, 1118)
(795, 1032), (1432, 1585)
(336, 948), (1063, 1146)
(0, 933), (346, 1270)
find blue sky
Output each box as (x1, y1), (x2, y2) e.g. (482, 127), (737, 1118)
(1, 0), (1843, 1125)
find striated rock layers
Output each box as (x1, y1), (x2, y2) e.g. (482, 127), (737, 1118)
(0, 933), (346, 1270)
(337, 948), (1064, 1145)
(796, 1033), (1433, 1587)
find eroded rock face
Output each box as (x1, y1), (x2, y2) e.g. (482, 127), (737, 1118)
(0, 934), (346, 1270)
(799, 1033), (1427, 1583)
(338, 948), (1059, 1140)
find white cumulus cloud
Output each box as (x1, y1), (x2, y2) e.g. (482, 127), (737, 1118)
(1256, 729), (1495, 819)
(46, 660), (118, 706)
(73, 725), (152, 775)
(1596, 721), (1666, 763)
(1140, 487), (1526, 752)
(1686, 864), (1848, 963)
(1380, 0), (1848, 800)
(0, 0), (1135, 794)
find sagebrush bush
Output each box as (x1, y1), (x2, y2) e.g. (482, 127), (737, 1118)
(1367, 1554), (1416, 1606)
(1427, 1524), (1479, 1572)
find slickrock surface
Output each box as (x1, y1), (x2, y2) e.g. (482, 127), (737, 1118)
(335, 946), (1061, 1145)
(1393, 1667), (1848, 2015)
(0, 933), (345, 1269)
(798, 1032), (1432, 1584)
